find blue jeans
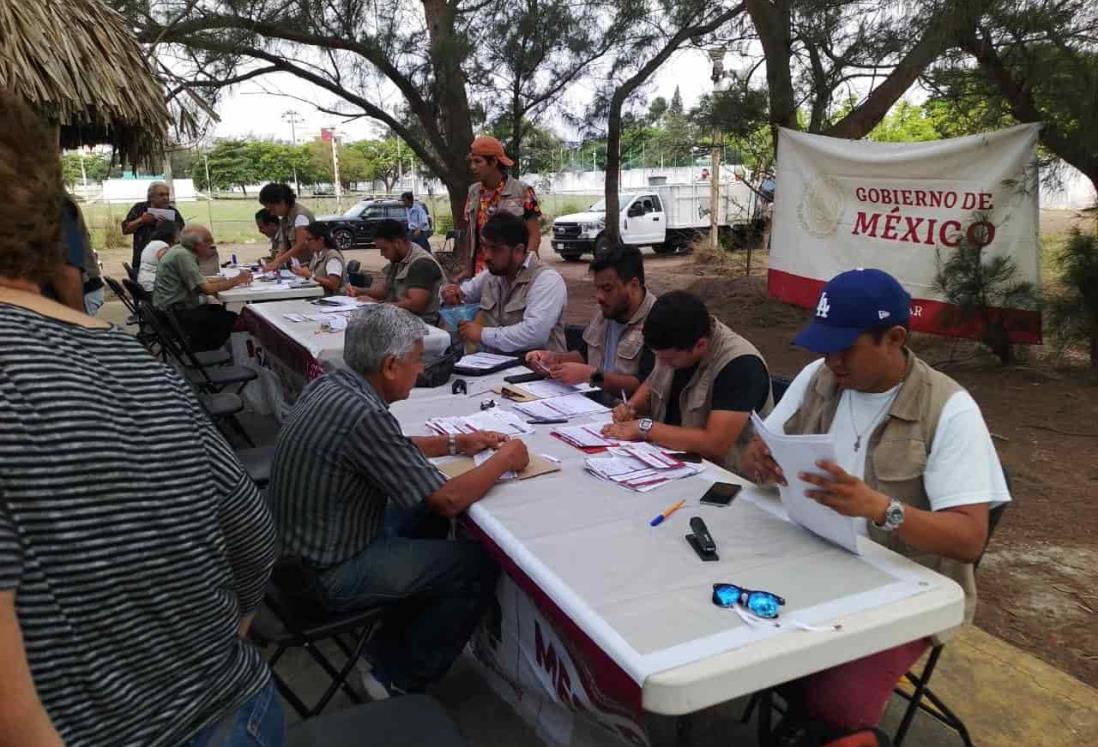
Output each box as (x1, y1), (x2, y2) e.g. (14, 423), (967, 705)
(408, 230), (432, 252)
(186, 679), (285, 747)
(317, 506), (497, 693)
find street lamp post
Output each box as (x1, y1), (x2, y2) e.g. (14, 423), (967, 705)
(281, 110), (304, 195)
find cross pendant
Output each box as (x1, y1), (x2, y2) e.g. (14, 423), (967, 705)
(853, 436), (862, 452)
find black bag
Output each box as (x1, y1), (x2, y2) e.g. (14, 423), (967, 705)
(417, 336), (463, 388)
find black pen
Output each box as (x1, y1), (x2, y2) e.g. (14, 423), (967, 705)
(526, 418), (568, 425)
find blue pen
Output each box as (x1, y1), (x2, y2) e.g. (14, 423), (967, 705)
(649, 499), (686, 527)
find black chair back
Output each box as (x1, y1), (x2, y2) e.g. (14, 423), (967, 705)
(105, 277), (136, 316)
(122, 262), (138, 283)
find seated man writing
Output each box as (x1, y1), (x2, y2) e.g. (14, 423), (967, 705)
(604, 291), (772, 470)
(152, 225), (252, 351)
(740, 269), (1011, 738)
(267, 305), (529, 697)
(440, 212), (566, 353)
(255, 207), (281, 260)
(526, 244), (655, 396)
(348, 218), (445, 325)
(291, 222), (346, 295)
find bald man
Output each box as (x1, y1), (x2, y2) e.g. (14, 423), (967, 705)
(153, 225), (252, 350)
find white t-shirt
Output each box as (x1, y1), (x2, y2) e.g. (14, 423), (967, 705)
(324, 258), (344, 278)
(137, 240), (170, 291)
(764, 358), (1011, 534)
(293, 214), (310, 229)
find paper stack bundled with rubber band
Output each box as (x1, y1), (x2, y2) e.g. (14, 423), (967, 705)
(584, 443), (703, 492)
(513, 393), (608, 421)
(425, 409), (534, 437)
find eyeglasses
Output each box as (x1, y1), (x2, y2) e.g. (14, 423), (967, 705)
(711, 583), (786, 619)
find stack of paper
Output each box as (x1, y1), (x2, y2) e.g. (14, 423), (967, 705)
(316, 295), (360, 308)
(585, 444), (703, 492)
(749, 413), (860, 554)
(550, 423), (622, 450)
(510, 379), (595, 399)
(455, 352), (519, 371)
(426, 409), (534, 437)
(513, 394), (609, 420)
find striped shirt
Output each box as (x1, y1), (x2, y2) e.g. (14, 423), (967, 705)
(0, 303), (275, 746)
(268, 370), (446, 568)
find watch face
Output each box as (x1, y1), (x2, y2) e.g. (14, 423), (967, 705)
(887, 503), (904, 525)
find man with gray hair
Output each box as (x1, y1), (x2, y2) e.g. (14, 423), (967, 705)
(122, 180), (186, 271)
(153, 225), (251, 350)
(268, 305), (529, 697)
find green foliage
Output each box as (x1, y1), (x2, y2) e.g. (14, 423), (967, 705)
(61, 152), (112, 187)
(1045, 229), (1098, 368)
(933, 227), (1041, 364)
(691, 85), (771, 140)
(868, 101), (940, 143)
(197, 139), (259, 193)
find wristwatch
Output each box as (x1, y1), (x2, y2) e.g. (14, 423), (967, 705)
(590, 369), (605, 388)
(638, 418), (654, 441)
(875, 498), (905, 532)
(448, 434), (458, 456)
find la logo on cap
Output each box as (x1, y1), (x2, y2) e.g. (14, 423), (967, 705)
(878, 310), (890, 319)
(815, 292), (830, 319)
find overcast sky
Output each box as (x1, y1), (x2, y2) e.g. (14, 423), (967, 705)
(207, 49), (715, 144)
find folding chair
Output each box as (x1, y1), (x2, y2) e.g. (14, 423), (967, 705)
(249, 558), (385, 719)
(158, 308), (256, 393)
(744, 496), (1010, 747)
(123, 278), (232, 367)
(287, 694), (466, 747)
(123, 262), (138, 283)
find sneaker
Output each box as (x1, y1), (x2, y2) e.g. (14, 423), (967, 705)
(355, 658), (394, 701)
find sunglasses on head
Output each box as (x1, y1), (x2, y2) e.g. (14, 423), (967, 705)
(712, 583), (786, 619)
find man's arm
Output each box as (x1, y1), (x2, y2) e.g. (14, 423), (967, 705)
(197, 271), (251, 297)
(121, 204), (149, 235)
(480, 271), (566, 352)
(0, 593), (64, 747)
(266, 225), (310, 270)
(646, 411), (749, 464)
(51, 264), (85, 312)
(392, 260), (443, 315)
(525, 217), (541, 258)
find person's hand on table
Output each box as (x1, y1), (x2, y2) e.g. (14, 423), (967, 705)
(291, 265), (312, 279)
(233, 269), (254, 286)
(458, 319), (483, 344)
(740, 436), (786, 486)
(455, 430), (510, 456)
(550, 362), (595, 386)
(493, 439), (530, 472)
(611, 402), (636, 423)
(440, 283), (464, 305)
(601, 420), (643, 442)
(800, 460), (889, 522)
(524, 350), (557, 373)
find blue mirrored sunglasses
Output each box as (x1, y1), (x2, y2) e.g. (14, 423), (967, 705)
(711, 583), (786, 619)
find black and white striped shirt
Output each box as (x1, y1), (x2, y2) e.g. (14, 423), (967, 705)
(0, 304), (275, 746)
(268, 370), (446, 568)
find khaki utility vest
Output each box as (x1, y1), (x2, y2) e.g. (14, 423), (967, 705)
(648, 318), (774, 472)
(783, 349), (976, 639)
(583, 291), (656, 377)
(278, 203), (316, 253)
(308, 246), (346, 295)
(385, 244), (445, 326)
(478, 257), (566, 352)
(465, 176), (531, 272)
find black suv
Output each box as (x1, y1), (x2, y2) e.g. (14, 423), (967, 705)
(316, 199), (409, 250)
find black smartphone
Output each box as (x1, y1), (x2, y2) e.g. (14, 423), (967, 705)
(666, 451), (703, 463)
(504, 371), (546, 384)
(700, 482), (741, 507)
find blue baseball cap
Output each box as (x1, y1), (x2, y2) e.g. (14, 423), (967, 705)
(793, 269), (911, 353)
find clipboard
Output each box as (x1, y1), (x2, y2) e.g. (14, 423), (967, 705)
(436, 453), (561, 481)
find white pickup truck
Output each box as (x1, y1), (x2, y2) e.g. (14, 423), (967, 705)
(550, 181), (758, 260)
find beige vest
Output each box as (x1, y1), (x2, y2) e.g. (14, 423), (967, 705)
(308, 246), (346, 295)
(648, 318), (774, 472)
(583, 291), (656, 376)
(278, 203), (315, 253)
(783, 350), (976, 638)
(385, 244), (444, 326)
(465, 176), (531, 272)
(478, 257), (566, 352)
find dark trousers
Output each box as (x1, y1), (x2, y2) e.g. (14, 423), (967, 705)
(408, 231), (432, 252)
(174, 305), (239, 351)
(317, 504), (498, 692)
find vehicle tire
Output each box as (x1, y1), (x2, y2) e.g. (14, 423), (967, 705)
(560, 252), (584, 262)
(332, 228), (355, 250)
(652, 243), (677, 255)
(594, 233), (615, 255)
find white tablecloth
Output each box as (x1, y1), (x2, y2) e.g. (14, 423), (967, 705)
(216, 281), (324, 312)
(390, 369), (964, 731)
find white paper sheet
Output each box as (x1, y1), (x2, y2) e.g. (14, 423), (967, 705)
(457, 352), (519, 370)
(514, 380), (594, 399)
(550, 424), (621, 449)
(513, 394), (608, 420)
(146, 207), (177, 221)
(427, 409), (534, 437)
(750, 413), (861, 554)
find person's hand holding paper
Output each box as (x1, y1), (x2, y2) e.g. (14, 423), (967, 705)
(800, 460), (889, 525)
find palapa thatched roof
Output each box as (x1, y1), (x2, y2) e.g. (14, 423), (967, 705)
(0, 0), (168, 165)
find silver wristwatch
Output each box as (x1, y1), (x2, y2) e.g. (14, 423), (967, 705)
(876, 498), (905, 532)
(638, 418), (654, 441)
(448, 434), (458, 456)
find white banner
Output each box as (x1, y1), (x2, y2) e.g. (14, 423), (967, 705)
(770, 125), (1042, 342)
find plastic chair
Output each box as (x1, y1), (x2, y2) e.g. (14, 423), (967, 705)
(249, 558), (385, 719)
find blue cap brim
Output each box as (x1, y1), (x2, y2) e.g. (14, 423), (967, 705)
(793, 322), (866, 354)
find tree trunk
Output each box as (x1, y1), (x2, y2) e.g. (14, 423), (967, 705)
(745, 0), (797, 137)
(604, 99), (624, 245)
(1091, 326), (1098, 371)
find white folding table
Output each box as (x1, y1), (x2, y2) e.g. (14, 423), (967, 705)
(389, 369), (964, 745)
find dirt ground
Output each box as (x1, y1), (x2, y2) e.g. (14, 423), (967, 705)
(99, 209), (1098, 687)
(547, 218), (1098, 689)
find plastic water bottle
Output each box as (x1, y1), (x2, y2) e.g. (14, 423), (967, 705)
(231, 253), (238, 266)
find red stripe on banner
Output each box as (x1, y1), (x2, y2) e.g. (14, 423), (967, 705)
(767, 269), (1043, 345)
(458, 516), (645, 717)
